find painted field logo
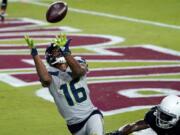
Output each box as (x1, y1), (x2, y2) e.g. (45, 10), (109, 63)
(0, 18), (180, 115)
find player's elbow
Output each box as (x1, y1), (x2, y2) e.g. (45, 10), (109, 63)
(40, 76), (52, 87)
(72, 69), (85, 79)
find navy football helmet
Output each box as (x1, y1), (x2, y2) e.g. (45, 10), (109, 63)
(45, 43), (66, 66)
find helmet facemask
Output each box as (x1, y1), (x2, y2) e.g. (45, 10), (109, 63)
(45, 43), (66, 66)
(155, 106), (179, 129)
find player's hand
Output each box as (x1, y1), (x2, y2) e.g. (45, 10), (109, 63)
(53, 33), (68, 47)
(24, 35), (38, 56)
(24, 35), (35, 49)
(53, 33), (71, 56)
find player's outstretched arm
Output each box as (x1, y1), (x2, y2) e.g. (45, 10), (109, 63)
(53, 34), (86, 79)
(119, 120), (149, 135)
(105, 120), (149, 135)
(24, 36), (52, 87)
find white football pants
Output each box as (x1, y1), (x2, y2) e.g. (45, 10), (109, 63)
(74, 114), (104, 135)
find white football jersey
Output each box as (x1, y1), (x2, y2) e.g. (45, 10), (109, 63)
(47, 66), (97, 125)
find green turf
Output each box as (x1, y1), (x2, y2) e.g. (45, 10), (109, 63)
(88, 62), (180, 68)
(137, 90), (163, 95)
(0, 82), (70, 135)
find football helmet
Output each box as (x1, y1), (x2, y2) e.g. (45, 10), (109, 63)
(155, 95), (180, 129)
(45, 43), (66, 66)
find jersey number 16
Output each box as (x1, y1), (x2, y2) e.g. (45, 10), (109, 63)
(60, 80), (87, 106)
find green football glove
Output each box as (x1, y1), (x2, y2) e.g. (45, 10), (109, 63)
(53, 33), (72, 56)
(24, 35), (38, 56)
(53, 33), (68, 47)
(24, 35), (35, 49)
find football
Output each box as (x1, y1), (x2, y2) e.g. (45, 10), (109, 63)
(46, 1), (68, 23)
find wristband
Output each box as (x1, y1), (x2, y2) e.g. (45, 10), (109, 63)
(59, 48), (71, 57)
(31, 48), (38, 56)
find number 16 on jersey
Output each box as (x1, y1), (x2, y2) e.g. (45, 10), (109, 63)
(60, 80), (87, 106)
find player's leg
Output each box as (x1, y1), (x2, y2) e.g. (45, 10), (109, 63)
(86, 114), (104, 135)
(73, 125), (86, 135)
(74, 114), (104, 135)
(0, 0), (8, 21)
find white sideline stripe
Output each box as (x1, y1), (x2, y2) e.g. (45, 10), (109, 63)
(22, 1), (180, 30)
(86, 47), (122, 55)
(0, 74), (27, 87)
(142, 44), (180, 56)
(59, 26), (82, 32)
(21, 18), (47, 25)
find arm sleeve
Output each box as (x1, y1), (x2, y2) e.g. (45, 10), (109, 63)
(144, 107), (157, 126)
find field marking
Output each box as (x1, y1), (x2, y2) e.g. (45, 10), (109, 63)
(2, 63), (180, 73)
(87, 79), (180, 84)
(102, 105), (153, 116)
(89, 64), (180, 71)
(2, 72), (180, 87)
(0, 74), (28, 87)
(119, 88), (180, 98)
(36, 87), (154, 116)
(143, 44), (180, 56)
(0, 33), (124, 49)
(21, 0), (180, 30)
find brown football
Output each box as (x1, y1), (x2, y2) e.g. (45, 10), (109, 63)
(46, 1), (68, 23)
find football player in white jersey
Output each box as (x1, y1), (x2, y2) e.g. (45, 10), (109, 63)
(25, 34), (104, 135)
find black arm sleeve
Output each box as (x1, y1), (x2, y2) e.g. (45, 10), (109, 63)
(1, 0), (8, 10)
